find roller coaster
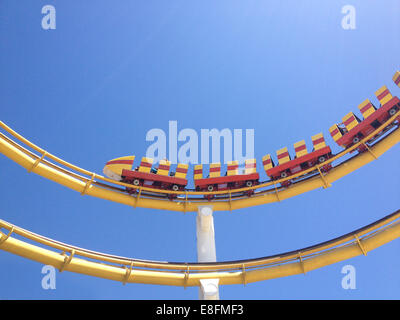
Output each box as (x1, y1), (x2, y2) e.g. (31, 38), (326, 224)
(0, 71), (399, 295)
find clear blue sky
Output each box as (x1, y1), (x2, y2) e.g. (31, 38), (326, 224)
(0, 0), (399, 299)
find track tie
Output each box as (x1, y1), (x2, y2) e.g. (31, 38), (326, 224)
(242, 264), (247, 286)
(59, 250), (75, 272)
(123, 261), (134, 285)
(0, 227), (14, 245)
(354, 234), (368, 256)
(298, 252), (306, 274)
(81, 173), (95, 195)
(28, 151), (47, 173)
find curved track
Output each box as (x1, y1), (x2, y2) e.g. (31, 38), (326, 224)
(0, 118), (399, 212)
(0, 209), (399, 286)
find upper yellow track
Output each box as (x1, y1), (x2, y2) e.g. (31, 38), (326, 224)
(1, 209), (399, 286)
(0, 119), (399, 212)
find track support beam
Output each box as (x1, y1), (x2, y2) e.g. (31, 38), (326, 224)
(196, 205), (219, 300)
(199, 279), (220, 300)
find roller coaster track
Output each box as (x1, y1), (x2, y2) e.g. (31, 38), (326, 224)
(0, 209), (399, 286)
(0, 109), (399, 288)
(0, 116), (399, 212)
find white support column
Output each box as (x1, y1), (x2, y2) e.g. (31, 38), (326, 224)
(199, 279), (219, 300)
(196, 205), (219, 300)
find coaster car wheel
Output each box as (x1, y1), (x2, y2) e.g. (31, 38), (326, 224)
(389, 107), (398, 116)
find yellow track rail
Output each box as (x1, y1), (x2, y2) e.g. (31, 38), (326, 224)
(1, 210), (399, 286)
(0, 119), (399, 212)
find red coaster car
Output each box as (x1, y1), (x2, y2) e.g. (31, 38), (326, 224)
(263, 133), (332, 187)
(194, 159), (260, 200)
(330, 85), (400, 152)
(103, 156), (188, 199)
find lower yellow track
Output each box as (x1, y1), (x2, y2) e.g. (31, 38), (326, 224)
(0, 119), (398, 212)
(1, 210), (399, 286)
